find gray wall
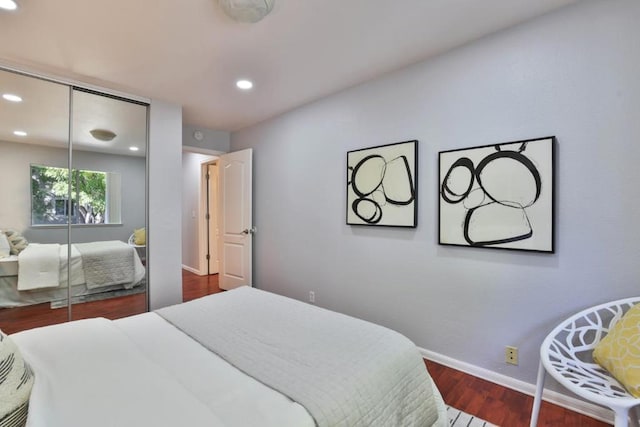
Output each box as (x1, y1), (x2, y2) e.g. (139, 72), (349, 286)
(149, 99), (184, 310)
(0, 141), (145, 244)
(183, 124), (230, 153)
(230, 0), (640, 395)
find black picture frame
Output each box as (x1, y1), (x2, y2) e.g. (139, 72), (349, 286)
(346, 140), (418, 228)
(438, 136), (555, 253)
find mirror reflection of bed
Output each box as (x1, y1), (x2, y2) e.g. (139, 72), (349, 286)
(0, 67), (149, 334)
(0, 237), (147, 333)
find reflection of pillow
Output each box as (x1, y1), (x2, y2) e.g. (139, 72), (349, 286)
(593, 303), (640, 397)
(4, 229), (28, 255)
(0, 329), (35, 425)
(0, 232), (10, 259)
(134, 228), (146, 246)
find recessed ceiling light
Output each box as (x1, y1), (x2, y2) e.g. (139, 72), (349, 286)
(129, 146), (139, 151)
(13, 130), (27, 136)
(2, 93), (22, 102)
(236, 79), (253, 90)
(0, 0), (17, 10)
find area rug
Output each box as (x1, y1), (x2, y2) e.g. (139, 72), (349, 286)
(448, 405), (498, 427)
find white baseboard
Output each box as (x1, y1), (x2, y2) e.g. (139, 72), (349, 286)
(419, 347), (613, 425)
(181, 264), (205, 275)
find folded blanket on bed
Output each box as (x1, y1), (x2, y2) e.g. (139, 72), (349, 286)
(17, 244), (60, 290)
(157, 287), (445, 427)
(74, 241), (134, 289)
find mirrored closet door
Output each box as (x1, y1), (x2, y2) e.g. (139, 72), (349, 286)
(0, 67), (149, 333)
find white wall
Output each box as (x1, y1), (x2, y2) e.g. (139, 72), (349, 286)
(182, 151), (217, 272)
(149, 99), (183, 310)
(231, 0), (640, 398)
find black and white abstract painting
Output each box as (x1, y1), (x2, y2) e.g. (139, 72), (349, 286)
(347, 140), (417, 227)
(439, 136), (554, 253)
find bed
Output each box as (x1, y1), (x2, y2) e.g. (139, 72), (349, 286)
(9, 286), (447, 427)
(0, 240), (145, 308)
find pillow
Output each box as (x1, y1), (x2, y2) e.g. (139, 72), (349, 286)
(593, 303), (640, 397)
(0, 232), (10, 259)
(3, 230), (28, 255)
(0, 329), (35, 426)
(133, 228), (146, 246)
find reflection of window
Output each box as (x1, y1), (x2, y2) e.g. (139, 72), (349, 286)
(31, 165), (121, 225)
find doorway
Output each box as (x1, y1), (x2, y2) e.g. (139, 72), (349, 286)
(201, 160), (219, 275)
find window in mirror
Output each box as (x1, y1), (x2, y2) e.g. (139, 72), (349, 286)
(31, 164), (121, 225)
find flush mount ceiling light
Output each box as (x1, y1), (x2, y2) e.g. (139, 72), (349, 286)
(2, 93), (22, 102)
(90, 128), (117, 141)
(236, 79), (253, 90)
(13, 130), (27, 136)
(218, 0), (274, 23)
(0, 0), (17, 10)
(129, 146), (139, 152)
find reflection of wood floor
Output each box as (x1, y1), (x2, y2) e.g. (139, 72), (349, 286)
(0, 270), (221, 335)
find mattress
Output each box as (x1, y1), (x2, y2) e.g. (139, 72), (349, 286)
(0, 255), (18, 277)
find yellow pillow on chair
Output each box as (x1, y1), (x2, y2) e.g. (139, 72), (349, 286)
(593, 303), (640, 397)
(133, 228), (146, 246)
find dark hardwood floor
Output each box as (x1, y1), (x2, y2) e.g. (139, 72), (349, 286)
(0, 270), (611, 426)
(425, 360), (610, 427)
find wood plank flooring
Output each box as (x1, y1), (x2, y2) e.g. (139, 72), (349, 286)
(425, 359), (610, 427)
(0, 270), (612, 426)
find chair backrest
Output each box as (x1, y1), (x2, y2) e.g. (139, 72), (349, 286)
(541, 297), (640, 403)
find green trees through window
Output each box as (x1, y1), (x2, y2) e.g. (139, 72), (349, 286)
(31, 165), (108, 225)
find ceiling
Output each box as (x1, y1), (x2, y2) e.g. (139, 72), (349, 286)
(0, 0), (578, 132)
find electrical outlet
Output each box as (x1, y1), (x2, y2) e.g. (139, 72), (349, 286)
(505, 346), (518, 365)
(309, 291), (315, 304)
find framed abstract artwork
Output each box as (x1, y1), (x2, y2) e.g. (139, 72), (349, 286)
(347, 140), (417, 227)
(439, 136), (555, 253)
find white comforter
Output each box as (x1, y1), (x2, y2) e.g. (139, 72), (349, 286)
(12, 315), (314, 427)
(15, 242), (143, 291)
(17, 244), (60, 290)
(12, 289), (447, 427)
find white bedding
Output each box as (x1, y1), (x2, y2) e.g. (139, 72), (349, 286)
(17, 244), (60, 290)
(10, 289), (446, 427)
(0, 243), (145, 308)
(159, 287), (447, 427)
(13, 315), (315, 427)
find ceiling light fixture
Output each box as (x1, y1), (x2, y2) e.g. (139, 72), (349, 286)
(90, 128), (117, 141)
(0, 0), (17, 10)
(129, 146), (139, 152)
(2, 93), (22, 102)
(218, 0), (274, 23)
(13, 130), (27, 136)
(236, 79), (253, 90)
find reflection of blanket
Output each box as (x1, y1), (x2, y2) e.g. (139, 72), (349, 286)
(75, 241), (135, 289)
(17, 244), (60, 290)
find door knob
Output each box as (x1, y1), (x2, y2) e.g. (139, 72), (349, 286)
(242, 226), (256, 235)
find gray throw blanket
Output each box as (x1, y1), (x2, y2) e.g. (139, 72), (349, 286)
(74, 241), (135, 289)
(156, 287), (444, 427)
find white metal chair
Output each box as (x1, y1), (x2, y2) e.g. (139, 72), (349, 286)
(530, 297), (640, 427)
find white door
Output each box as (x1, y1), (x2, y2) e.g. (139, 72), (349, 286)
(218, 148), (253, 290)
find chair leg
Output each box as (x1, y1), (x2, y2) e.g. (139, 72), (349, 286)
(530, 360), (546, 427)
(614, 408), (629, 427)
(631, 406), (640, 427)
